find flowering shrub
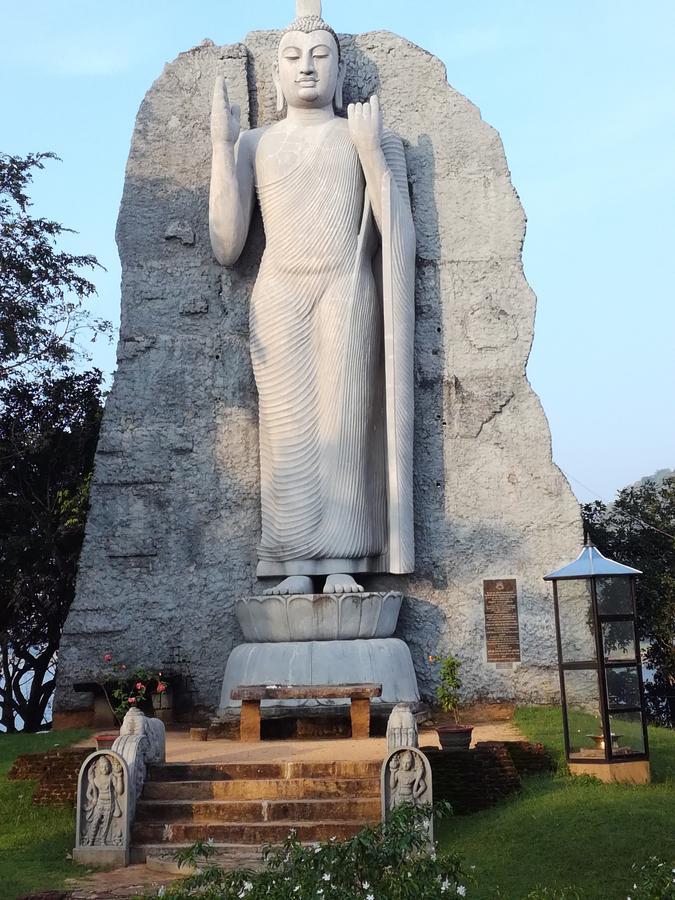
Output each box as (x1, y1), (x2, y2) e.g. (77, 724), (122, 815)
(100, 654), (168, 719)
(627, 857), (675, 900)
(428, 654), (462, 721)
(151, 804), (472, 899)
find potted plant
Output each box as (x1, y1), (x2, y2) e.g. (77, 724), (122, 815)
(99, 655), (171, 725)
(429, 653), (473, 750)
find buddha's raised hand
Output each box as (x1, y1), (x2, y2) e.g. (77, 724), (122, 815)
(211, 75), (241, 147)
(347, 95), (383, 156)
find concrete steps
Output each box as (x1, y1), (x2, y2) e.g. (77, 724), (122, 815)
(133, 819), (373, 845)
(132, 759), (382, 863)
(141, 776), (379, 801)
(136, 797), (381, 823)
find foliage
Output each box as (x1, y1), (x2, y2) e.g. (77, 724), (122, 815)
(100, 655), (169, 719)
(628, 858), (675, 900)
(0, 371), (104, 732)
(440, 706), (671, 899)
(0, 152), (109, 382)
(429, 653), (463, 721)
(582, 476), (675, 726)
(0, 151), (108, 732)
(520, 889), (581, 900)
(0, 729), (91, 898)
(150, 803), (471, 899)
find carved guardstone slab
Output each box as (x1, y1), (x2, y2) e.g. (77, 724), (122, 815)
(74, 750), (131, 867)
(483, 579), (522, 663)
(381, 746), (433, 841)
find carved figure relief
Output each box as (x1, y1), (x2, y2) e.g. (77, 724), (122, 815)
(389, 749), (427, 806)
(209, 0), (416, 596)
(381, 746), (433, 841)
(80, 754), (126, 847)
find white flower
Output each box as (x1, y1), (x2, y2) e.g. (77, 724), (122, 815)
(362, 882), (370, 890)
(440, 879), (450, 893)
(157, 888), (166, 898)
(322, 873), (331, 882)
(457, 887), (466, 897)
(366, 895), (374, 900)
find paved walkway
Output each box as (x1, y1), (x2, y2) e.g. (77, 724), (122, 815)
(74, 718), (525, 764)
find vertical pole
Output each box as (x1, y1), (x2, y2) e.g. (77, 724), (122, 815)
(631, 577), (650, 758)
(591, 577), (613, 761)
(552, 582), (571, 761)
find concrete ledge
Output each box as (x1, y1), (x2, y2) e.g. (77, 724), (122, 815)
(569, 760), (651, 785)
(72, 846), (129, 867)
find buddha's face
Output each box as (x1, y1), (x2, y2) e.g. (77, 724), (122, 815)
(277, 30), (341, 110)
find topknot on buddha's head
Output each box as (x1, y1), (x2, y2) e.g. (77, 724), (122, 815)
(284, 1), (341, 59)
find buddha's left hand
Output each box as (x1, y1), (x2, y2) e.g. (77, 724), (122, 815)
(348, 95), (383, 157)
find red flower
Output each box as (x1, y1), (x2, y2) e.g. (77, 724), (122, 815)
(135, 682), (144, 691)
(103, 653), (113, 663)
(128, 697), (137, 704)
(156, 682), (167, 693)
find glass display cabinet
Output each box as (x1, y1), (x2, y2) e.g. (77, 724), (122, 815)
(544, 539), (650, 784)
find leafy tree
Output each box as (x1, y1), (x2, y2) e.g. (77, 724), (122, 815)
(0, 151), (108, 380)
(0, 152), (108, 731)
(0, 371), (103, 731)
(582, 476), (675, 726)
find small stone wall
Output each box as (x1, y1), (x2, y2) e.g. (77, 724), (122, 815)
(425, 740), (554, 814)
(8, 748), (91, 806)
(504, 740), (557, 776)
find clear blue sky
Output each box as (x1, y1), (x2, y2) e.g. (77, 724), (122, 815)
(1, 0), (673, 503)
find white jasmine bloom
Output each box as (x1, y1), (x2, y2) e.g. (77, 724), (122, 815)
(366, 895), (374, 900)
(362, 881), (370, 890)
(440, 878), (450, 893)
(322, 873), (331, 882)
(457, 887), (466, 897)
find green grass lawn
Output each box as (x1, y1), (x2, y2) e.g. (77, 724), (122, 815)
(0, 729), (92, 899)
(439, 706), (675, 900)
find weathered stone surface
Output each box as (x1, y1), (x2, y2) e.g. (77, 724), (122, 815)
(55, 29), (581, 720)
(386, 703), (419, 751)
(75, 751), (131, 867)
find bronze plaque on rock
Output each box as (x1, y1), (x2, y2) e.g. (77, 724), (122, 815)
(483, 579), (521, 662)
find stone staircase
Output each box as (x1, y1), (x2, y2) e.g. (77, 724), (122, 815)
(131, 759), (382, 867)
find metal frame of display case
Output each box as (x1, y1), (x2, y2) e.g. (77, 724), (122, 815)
(545, 539), (650, 775)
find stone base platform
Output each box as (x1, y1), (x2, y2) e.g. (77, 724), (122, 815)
(218, 638), (420, 716)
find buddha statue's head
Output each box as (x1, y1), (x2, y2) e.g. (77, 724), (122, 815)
(275, 0), (345, 112)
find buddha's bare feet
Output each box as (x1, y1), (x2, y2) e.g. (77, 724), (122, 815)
(263, 575), (313, 596)
(323, 574), (364, 594)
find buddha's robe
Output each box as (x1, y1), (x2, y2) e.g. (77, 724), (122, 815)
(251, 120), (415, 576)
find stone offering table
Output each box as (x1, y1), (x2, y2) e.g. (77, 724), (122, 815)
(231, 683), (383, 741)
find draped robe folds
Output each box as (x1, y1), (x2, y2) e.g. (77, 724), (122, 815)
(251, 122), (416, 577)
